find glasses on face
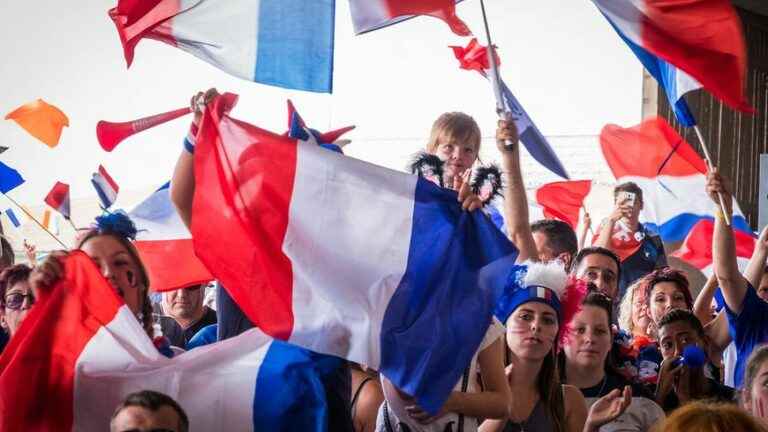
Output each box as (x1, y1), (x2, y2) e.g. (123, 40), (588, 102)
(3, 292), (34, 310)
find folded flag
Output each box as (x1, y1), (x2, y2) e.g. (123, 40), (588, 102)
(4, 209), (20, 228)
(350, 0), (470, 36)
(672, 219), (755, 275)
(286, 100), (355, 153)
(450, 38), (569, 179)
(591, 0), (752, 115)
(109, 0), (335, 93)
(44, 181), (71, 220)
(91, 165), (119, 209)
(4, 99), (69, 147)
(534, 180), (592, 229)
(0, 252), (338, 431)
(600, 117), (751, 243)
(191, 93), (517, 413)
(128, 182), (213, 292)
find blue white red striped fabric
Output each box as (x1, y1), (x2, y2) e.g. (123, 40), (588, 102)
(591, 0), (751, 114)
(349, 0), (469, 36)
(0, 252), (336, 431)
(91, 165), (119, 209)
(109, 0), (335, 93)
(600, 117), (751, 243)
(128, 182), (213, 292)
(191, 93), (517, 413)
(44, 181), (71, 219)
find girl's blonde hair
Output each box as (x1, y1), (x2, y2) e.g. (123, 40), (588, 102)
(425, 112), (481, 155)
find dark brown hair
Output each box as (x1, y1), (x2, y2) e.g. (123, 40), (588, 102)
(613, 181), (643, 205)
(641, 267), (693, 311)
(110, 390), (189, 432)
(0, 264), (32, 305)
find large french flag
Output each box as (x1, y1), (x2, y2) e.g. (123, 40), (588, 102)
(128, 182), (213, 292)
(672, 219), (755, 275)
(0, 252), (337, 431)
(592, 0), (751, 115)
(109, 0), (335, 93)
(349, 0), (470, 36)
(191, 93), (517, 413)
(600, 117), (751, 243)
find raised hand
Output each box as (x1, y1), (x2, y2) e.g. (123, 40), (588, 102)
(585, 386), (632, 431)
(190, 88), (220, 127)
(495, 118), (519, 153)
(705, 167), (734, 214)
(28, 251), (68, 298)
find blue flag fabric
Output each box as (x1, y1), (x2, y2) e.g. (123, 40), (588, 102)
(0, 162), (24, 194)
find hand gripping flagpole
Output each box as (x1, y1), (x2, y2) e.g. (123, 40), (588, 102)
(692, 125), (732, 226)
(479, 0), (514, 150)
(1, 193), (68, 249)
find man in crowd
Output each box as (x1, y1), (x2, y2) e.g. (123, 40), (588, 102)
(110, 390), (189, 432)
(594, 182), (666, 302)
(531, 219), (578, 271)
(572, 246), (621, 301)
(157, 283), (217, 349)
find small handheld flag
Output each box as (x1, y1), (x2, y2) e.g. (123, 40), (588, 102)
(5, 209), (20, 228)
(42, 209), (51, 230)
(91, 165), (119, 209)
(45, 181), (71, 219)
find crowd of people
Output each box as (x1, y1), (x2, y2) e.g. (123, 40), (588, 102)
(1, 88), (767, 432)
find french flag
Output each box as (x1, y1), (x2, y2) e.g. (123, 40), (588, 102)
(591, 0), (752, 115)
(192, 93), (517, 413)
(91, 165), (120, 209)
(109, 0), (335, 93)
(672, 219), (755, 275)
(128, 182), (213, 292)
(600, 117), (751, 243)
(44, 181), (71, 220)
(349, 0), (470, 36)
(0, 252), (338, 431)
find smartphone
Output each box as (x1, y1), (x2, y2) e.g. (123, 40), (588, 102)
(618, 191), (636, 207)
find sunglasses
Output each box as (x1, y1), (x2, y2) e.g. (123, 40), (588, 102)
(3, 292), (34, 310)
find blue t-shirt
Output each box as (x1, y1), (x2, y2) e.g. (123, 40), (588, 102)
(722, 283), (768, 388)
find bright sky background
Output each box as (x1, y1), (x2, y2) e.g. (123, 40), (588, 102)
(0, 0), (643, 248)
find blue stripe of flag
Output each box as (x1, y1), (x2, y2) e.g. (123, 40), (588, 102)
(255, 0), (335, 93)
(253, 340), (340, 431)
(379, 178), (517, 413)
(644, 213), (753, 243)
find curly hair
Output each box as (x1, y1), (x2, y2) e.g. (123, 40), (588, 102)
(640, 267), (693, 311)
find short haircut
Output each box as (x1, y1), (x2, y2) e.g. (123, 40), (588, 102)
(641, 267), (693, 310)
(657, 308), (705, 339)
(110, 390), (189, 432)
(425, 112), (482, 154)
(531, 220), (578, 265)
(613, 182), (643, 204)
(572, 246), (621, 282)
(0, 264), (32, 305)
